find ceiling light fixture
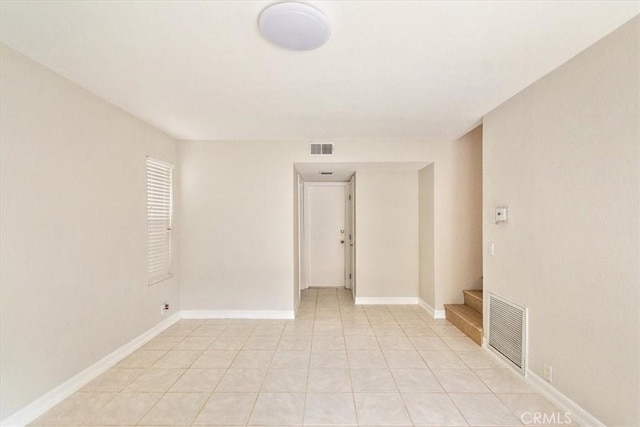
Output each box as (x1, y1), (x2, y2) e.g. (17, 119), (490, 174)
(258, 2), (331, 51)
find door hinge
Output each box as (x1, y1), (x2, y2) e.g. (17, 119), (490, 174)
(349, 195), (352, 201)
(349, 273), (352, 279)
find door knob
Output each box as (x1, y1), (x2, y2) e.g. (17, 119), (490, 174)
(340, 240), (345, 244)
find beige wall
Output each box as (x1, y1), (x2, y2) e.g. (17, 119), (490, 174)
(418, 164), (435, 306)
(355, 170), (419, 298)
(178, 138), (481, 312)
(434, 126), (484, 308)
(483, 17), (639, 426)
(178, 141), (297, 311)
(0, 45), (180, 419)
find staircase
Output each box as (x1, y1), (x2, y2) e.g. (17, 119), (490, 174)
(444, 290), (483, 345)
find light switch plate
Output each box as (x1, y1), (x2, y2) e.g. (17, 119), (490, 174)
(495, 207), (508, 224)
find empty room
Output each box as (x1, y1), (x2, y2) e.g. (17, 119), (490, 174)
(0, 1), (638, 426)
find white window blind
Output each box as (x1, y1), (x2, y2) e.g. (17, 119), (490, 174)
(146, 157), (173, 284)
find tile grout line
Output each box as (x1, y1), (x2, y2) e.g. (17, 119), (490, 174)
(183, 319), (237, 427)
(243, 321), (284, 426)
(134, 319), (204, 426)
(339, 288), (360, 426)
(168, 319), (209, 427)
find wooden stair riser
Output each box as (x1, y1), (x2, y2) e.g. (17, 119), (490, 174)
(444, 304), (483, 346)
(463, 290), (483, 314)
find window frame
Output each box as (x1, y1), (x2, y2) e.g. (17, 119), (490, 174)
(146, 156), (174, 285)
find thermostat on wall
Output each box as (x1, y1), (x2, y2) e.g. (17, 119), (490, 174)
(495, 207), (508, 224)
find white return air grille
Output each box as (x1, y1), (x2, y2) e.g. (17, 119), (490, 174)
(310, 143), (333, 156)
(487, 293), (527, 375)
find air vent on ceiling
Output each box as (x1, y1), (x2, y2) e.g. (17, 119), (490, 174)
(310, 143), (333, 156)
(487, 293), (527, 375)
(319, 171), (333, 175)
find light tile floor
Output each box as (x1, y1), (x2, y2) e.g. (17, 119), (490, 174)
(30, 288), (576, 426)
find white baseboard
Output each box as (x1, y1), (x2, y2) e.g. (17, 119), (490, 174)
(1, 307), (297, 426)
(354, 297), (419, 305)
(418, 298), (446, 319)
(526, 369), (605, 427)
(1, 313), (181, 427)
(181, 310), (295, 319)
(479, 340), (604, 427)
(482, 340), (605, 427)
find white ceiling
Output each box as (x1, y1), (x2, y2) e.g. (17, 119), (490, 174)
(1, 1), (638, 141)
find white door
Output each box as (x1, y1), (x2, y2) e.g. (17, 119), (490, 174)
(305, 183), (346, 287)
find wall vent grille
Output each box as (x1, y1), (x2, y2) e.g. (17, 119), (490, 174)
(310, 143), (333, 156)
(487, 293), (527, 375)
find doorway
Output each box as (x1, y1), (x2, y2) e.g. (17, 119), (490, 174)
(295, 165), (356, 304)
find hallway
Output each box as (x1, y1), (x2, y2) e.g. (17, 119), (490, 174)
(30, 288), (572, 426)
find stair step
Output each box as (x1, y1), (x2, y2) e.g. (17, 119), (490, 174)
(463, 290), (483, 314)
(444, 304), (483, 345)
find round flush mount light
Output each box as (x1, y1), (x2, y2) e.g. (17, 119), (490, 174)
(258, 2), (331, 51)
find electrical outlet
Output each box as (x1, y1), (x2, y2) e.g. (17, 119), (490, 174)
(161, 302), (170, 315)
(544, 364), (553, 382)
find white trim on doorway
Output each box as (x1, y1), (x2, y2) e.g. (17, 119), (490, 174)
(296, 173), (305, 304)
(303, 181), (348, 289)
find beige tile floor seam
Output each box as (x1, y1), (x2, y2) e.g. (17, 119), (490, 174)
(245, 325), (296, 426)
(342, 295), (360, 427)
(28, 288), (573, 427)
(363, 307), (422, 426)
(130, 323), (214, 427)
